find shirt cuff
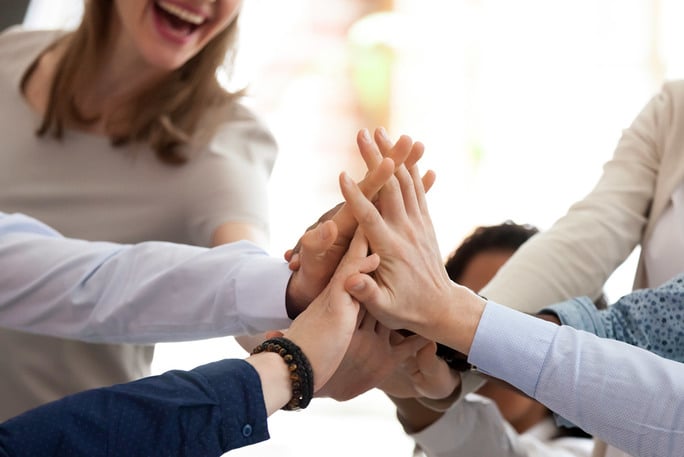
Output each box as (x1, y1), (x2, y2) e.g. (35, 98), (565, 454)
(412, 394), (509, 456)
(194, 359), (270, 450)
(468, 301), (558, 397)
(232, 250), (293, 334)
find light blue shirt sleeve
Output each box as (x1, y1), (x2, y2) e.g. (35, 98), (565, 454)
(468, 301), (684, 457)
(0, 212), (293, 344)
(540, 274), (684, 363)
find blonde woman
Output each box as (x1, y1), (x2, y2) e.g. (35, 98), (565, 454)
(0, 0), (277, 421)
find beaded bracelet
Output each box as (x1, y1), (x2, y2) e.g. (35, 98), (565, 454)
(251, 337), (314, 410)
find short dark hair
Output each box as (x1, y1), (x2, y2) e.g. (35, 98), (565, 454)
(435, 221), (539, 372)
(445, 220), (539, 282)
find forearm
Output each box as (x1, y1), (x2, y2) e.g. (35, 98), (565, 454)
(390, 395), (447, 434)
(0, 213), (292, 343)
(411, 395), (529, 457)
(541, 273), (684, 363)
(246, 352), (291, 416)
(480, 88), (667, 312)
(469, 302), (684, 457)
(0, 359), (270, 456)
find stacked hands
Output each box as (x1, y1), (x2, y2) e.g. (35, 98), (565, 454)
(270, 127), (486, 407)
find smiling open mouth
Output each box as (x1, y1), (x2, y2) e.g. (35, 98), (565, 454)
(153, 0), (207, 36)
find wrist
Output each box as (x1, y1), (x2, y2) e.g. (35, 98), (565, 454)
(390, 381), (462, 434)
(251, 337), (314, 411)
(422, 282), (486, 355)
(284, 274), (306, 319)
(536, 312), (561, 325)
(246, 352), (290, 416)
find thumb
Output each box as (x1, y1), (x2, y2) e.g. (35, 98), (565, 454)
(300, 220), (338, 261)
(345, 273), (384, 308)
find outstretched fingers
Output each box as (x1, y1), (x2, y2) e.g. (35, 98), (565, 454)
(374, 129), (434, 196)
(357, 128), (384, 169)
(332, 156), (395, 240)
(294, 219), (338, 279)
(421, 169), (436, 193)
(409, 164), (434, 225)
(405, 141), (425, 169)
(339, 171), (389, 248)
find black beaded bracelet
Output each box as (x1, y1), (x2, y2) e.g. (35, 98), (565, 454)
(251, 337), (314, 411)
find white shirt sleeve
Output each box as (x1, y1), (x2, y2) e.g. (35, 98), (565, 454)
(468, 301), (684, 457)
(413, 394), (591, 457)
(0, 212), (292, 344)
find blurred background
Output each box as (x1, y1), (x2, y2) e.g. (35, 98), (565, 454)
(9, 0), (684, 455)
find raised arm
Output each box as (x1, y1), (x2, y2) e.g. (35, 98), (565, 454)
(0, 228), (377, 456)
(0, 213), (292, 343)
(338, 144), (684, 457)
(539, 272), (684, 363)
(284, 128), (433, 317)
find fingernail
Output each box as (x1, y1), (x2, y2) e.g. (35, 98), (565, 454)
(378, 127), (390, 142)
(340, 171), (352, 186)
(361, 128), (371, 143)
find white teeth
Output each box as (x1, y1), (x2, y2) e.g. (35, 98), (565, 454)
(157, 1), (205, 25)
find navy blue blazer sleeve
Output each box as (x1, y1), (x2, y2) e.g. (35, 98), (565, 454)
(0, 359), (270, 456)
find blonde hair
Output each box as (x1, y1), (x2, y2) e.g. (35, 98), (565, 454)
(37, 0), (242, 164)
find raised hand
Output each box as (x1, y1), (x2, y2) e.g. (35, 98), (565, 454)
(339, 142), (486, 354)
(285, 128), (423, 317)
(285, 128), (432, 269)
(282, 230), (378, 392)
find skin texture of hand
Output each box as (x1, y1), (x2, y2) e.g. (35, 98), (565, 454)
(379, 341), (461, 400)
(282, 229), (379, 393)
(284, 148), (395, 318)
(315, 311), (429, 401)
(340, 151), (487, 354)
(383, 345), (462, 435)
(338, 159), (451, 332)
(246, 229), (379, 415)
(284, 128), (433, 318)
(285, 128), (430, 265)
